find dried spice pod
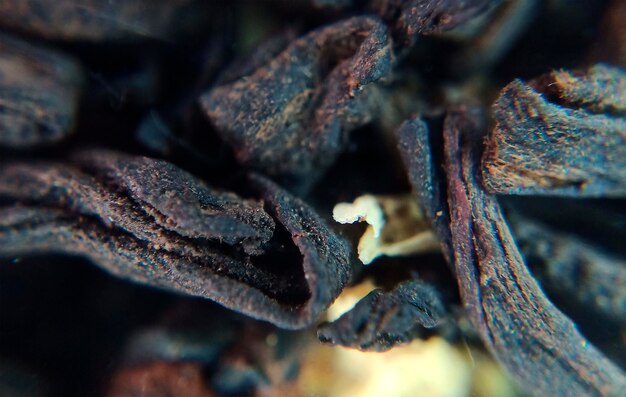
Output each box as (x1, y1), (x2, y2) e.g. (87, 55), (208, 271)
(0, 34), (82, 148)
(201, 17), (393, 191)
(510, 215), (626, 325)
(0, 0), (211, 42)
(0, 150), (351, 329)
(318, 279), (445, 352)
(443, 107), (626, 396)
(370, 0), (498, 51)
(482, 64), (626, 197)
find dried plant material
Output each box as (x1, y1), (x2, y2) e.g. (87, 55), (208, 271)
(333, 194), (438, 264)
(443, 107), (626, 396)
(2, 2), (626, 395)
(0, 34), (82, 148)
(318, 279), (445, 351)
(325, 279), (378, 322)
(510, 216), (626, 325)
(299, 337), (472, 397)
(482, 64), (626, 197)
(201, 17), (393, 190)
(397, 117), (454, 264)
(249, 173), (353, 327)
(370, 0), (498, 51)
(0, 0), (210, 42)
(0, 150), (351, 329)
(106, 362), (216, 397)
(534, 64), (626, 114)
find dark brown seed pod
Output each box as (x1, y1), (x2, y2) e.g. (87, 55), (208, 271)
(200, 16), (393, 191)
(0, 150), (352, 329)
(0, 34), (83, 148)
(481, 64), (626, 197)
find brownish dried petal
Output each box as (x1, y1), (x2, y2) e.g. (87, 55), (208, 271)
(318, 279), (445, 352)
(0, 0), (210, 42)
(200, 17), (393, 191)
(0, 151), (351, 329)
(482, 65), (626, 197)
(0, 34), (82, 148)
(444, 107), (626, 396)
